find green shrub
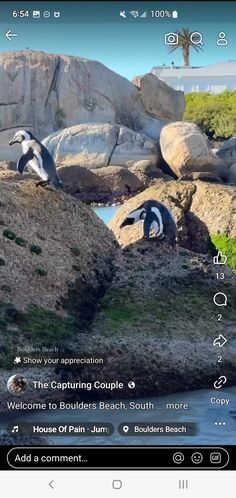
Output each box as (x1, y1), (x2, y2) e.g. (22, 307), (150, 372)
(71, 246), (80, 257)
(184, 91), (236, 139)
(36, 267), (48, 277)
(0, 257), (6, 266)
(30, 244), (42, 255)
(3, 229), (16, 240)
(15, 237), (27, 248)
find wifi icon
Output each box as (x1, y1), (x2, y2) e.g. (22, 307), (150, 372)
(130, 10), (139, 18)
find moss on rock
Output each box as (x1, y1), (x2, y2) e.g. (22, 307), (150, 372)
(3, 228), (16, 240)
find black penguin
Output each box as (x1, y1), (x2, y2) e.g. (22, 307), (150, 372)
(9, 130), (63, 189)
(120, 199), (177, 245)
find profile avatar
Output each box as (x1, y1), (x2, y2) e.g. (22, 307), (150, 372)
(7, 374), (28, 396)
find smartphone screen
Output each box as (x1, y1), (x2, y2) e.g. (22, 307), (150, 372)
(0, 1), (235, 495)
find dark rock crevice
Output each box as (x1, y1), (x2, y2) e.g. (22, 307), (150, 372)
(45, 55), (61, 108)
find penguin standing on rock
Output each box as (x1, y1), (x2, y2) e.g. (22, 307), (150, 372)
(120, 199), (177, 245)
(9, 130), (63, 189)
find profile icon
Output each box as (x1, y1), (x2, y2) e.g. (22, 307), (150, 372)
(217, 32), (228, 46)
(7, 374), (28, 395)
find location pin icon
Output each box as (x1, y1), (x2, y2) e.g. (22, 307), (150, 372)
(123, 425), (129, 433)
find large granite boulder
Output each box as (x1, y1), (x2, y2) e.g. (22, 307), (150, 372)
(190, 182), (236, 237)
(228, 163), (236, 184)
(92, 166), (143, 196)
(160, 122), (225, 178)
(216, 137), (236, 167)
(0, 51), (185, 160)
(130, 160), (174, 186)
(109, 181), (236, 252)
(57, 164), (143, 200)
(109, 181), (209, 253)
(133, 73), (185, 121)
(42, 123), (160, 168)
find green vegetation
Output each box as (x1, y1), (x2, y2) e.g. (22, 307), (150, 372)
(22, 307), (76, 344)
(36, 267), (48, 277)
(210, 234), (236, 272)
(0, 285), (11, 293)
(3, 228), (16, 240)
(15, 237), (27, 248)
(30, 244), (42, 255)
(72, 264), (80, 272)
(0, 257), (6, 266)
(71, 246), (81, 257)
(55, 107), (66, 129)
(0, 303), (77, 367)
(184, 91), (236, 139)
(100, 283), (236, 337)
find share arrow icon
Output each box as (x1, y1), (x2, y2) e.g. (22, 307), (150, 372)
(213, 334), (227, 348)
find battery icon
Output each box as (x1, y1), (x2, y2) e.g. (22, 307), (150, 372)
(172, 10), (178, 18)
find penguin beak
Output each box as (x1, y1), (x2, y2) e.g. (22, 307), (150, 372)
(9, 137), (17, 145)
(120, 218), (134, 228)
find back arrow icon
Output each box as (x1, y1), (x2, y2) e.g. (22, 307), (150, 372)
(6, 30), (18, 41)
(49, 480), (54, 490)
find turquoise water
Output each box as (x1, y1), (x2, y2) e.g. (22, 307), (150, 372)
(93, 205), (119, 224)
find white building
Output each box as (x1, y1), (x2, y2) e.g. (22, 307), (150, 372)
(151, 61), (236, 94)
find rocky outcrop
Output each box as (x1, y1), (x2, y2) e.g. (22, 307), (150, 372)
(228, 163), (236, 184)
(92, 166), (143, 196)
(178, 171), (224, 183)
(133, 73), (185, 121)
(109, 181), (236, 252)
(130, 160), (174, 186)
(43, 123), (160, 168)
(0, 160), (16, 171)
(0, 179), (117, 369)
(0, 51), (185, 161)
(109, 181), (209, 253)
(57, 164), (143, 200)
(73, 239), (236, 398)
(190, 182), (236, 237)
(216, 137), (236, 166)
(160, 122), (225, 178)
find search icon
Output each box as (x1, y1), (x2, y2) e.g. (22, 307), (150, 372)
(213, 292), (227, 307)
(190, 31), (203, 45)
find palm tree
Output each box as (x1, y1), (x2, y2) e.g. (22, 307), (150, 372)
(167, 28), (203, 67)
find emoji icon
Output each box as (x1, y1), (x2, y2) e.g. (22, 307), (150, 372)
(191, 452), (203, 464)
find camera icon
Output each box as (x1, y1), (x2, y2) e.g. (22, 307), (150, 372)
(164, 32), (179, 45)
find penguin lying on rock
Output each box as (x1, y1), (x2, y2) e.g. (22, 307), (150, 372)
(120, 199), (177, 245)
(9, 130), (63, 189)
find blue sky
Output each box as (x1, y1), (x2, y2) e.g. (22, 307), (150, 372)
(0, 2), (236, 80)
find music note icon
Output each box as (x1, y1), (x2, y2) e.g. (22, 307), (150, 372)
(11, 426), (19, 433)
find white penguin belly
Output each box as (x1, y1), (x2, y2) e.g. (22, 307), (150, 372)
(151, 220), (162, 237)
(28, 158), (48, 180)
